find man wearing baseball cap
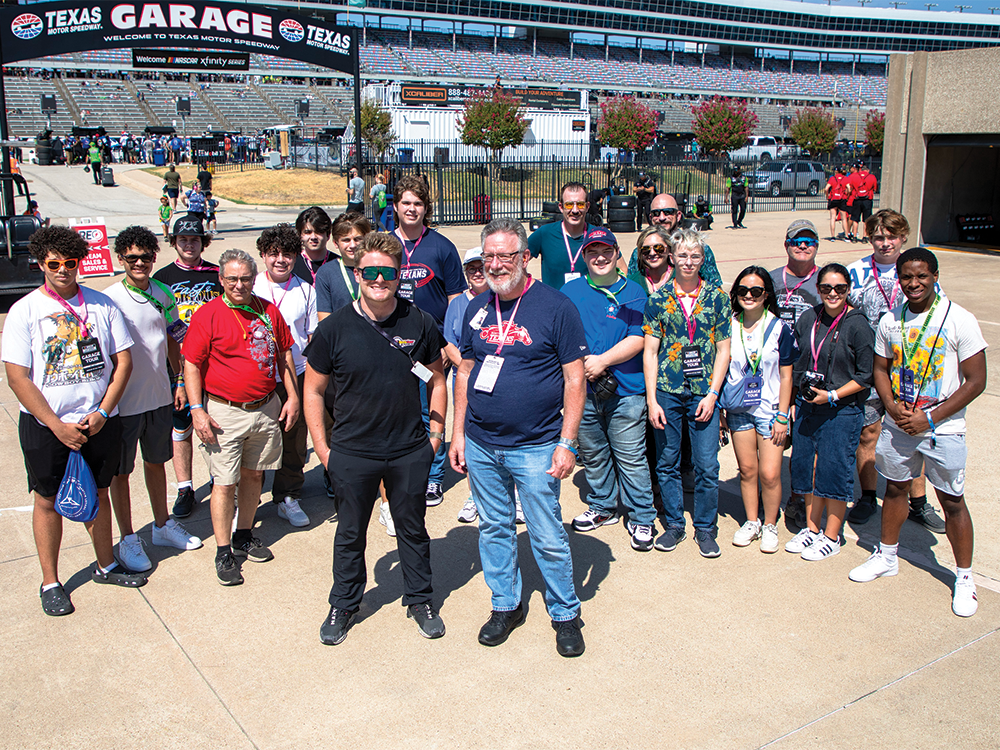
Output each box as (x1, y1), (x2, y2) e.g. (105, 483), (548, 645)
(562, 228), (657, 551)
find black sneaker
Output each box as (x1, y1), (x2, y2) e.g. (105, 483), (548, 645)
(407, 602), (446, 639)
(785, 496), (807, 530)
(320, 606), (355, 645)
(425, 481), (444, 507)
(909, 501), (946, 534)
(553, 616), (585, 657)
(215, 552), (243, 586)
(654, 527), (686, 552)
(40, 584), (74, 616)
(848, 496), (878, 524)
(91, 563), (148, 587)
(478, 605), (526, 646)
(233, 535), (274, 563)
(695, 529), (721, 558)
(172, 487), (196, 518)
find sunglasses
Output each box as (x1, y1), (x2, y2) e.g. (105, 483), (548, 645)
(649, 208), (678, 217)
(818, 283), (849, 295)
(44, 258), (79, 271)
(561, 201), (587, 210)
(640, 244), (668, 256)
(736, 285), (766, 299)
(789, 237), (819, 248)
(358, 265), (398, 281)
(122, 253), (155, 265)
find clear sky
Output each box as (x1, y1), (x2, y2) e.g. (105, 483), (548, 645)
(798, 0), (1000, 14)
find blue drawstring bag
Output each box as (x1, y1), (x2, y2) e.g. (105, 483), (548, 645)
(54, 450), (99, 523)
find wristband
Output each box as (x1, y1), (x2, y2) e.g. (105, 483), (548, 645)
(558, 437), (579, 451)
(97, 408), (109, 419)
(189, 403), (204, 411)
(776, 410), (789, 418)
(428, 431), (445, 441)
(708, 389), (720, 398)
(926, 412), (936, 432)
(828, 389), (838, 404)
(774, 416), (788, 425)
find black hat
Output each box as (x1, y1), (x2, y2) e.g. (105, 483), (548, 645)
(172, 216), (205, 237)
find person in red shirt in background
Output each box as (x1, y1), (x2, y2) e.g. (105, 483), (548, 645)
(183, 249), (300, 586)
(824, 166), (848, 242)
(850, 162), (878, 244)
(842, 164), (860, 242)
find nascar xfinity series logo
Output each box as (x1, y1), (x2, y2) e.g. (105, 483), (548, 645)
(11, 13), (43, 39)
(278, 18), (303, 43)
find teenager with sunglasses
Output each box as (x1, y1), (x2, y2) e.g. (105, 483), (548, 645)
(786, 263), (874, 561)
(3, 226), (144, 616)
(721, 267), (798, 553)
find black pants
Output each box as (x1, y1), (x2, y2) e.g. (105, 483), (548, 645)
(271, 373), (307, 501)
(327, 443), (434, 612)
(636, 199), (652, 229)
(91, 162), (102, 184)
(731, 196), (746, 227)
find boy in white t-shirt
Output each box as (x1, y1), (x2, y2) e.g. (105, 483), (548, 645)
(1, 226), (144, 616)
(105, 226), (202, 574)
(850, 248), (988, 618)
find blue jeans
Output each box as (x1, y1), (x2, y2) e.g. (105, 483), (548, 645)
(577, 393), (656, 525)
(791, 401), (863, 503)
(419, 380), (446, 485)
(465, 436), (580, 622)
(652, 389), (721, 532)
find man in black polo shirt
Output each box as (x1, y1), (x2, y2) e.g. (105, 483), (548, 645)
(633, 171), (656, 230)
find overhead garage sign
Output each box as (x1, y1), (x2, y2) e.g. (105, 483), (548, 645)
(0, 1), (355, 74)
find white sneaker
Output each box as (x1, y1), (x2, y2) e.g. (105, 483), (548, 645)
(849, 550), (899, 582)
(457, 497), (478, 523)
(760, 523), (779, 554)
(733, 519), (762, 547)
(117, 534), (152, 572)
(784, 528), (818, 554)
(515, 498), (525, 525)
(378, 502), (395, 537)
(801, 534), (841, 561)
(953, 575), (978, 617)
(151, 519), (203, 550)
(277, 497), (310, 527)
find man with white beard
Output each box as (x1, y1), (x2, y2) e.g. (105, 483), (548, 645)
(449, 217), (589, 658)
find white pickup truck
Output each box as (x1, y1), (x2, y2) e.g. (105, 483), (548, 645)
(726, 136), (781, 163)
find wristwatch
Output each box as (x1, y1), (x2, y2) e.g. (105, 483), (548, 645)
(558, 437), (579, 451)
(428, 431), (445, 441)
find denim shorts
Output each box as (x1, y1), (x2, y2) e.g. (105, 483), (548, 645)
(876, 424), (967, 496)
(863, 395), (885, 427)
(726, 410), (773, 438)
(790, 401), (863, 503)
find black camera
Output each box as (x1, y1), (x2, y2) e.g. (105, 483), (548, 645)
(592, 372), (619, 401)
(801, 373), (824, 401)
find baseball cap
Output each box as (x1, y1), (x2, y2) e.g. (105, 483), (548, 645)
(463, 246), (483, 265)
(785, 219), (818, 240)
(172, 216), (206, 237)
(580, 227), (618, 253)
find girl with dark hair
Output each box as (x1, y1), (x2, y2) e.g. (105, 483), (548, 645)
(722, 266), (798, 552)
(786, 263), (874, 561)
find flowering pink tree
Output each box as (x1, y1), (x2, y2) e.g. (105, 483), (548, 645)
(596, 96), (657, 183)
(457, 90), (528, 167)
(865, 110), (885, 154)
(690, 97), (759, 155)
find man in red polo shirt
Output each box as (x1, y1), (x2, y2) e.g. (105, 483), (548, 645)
(824, 166), (848, 242)
(851, 162), (878, 243)
(183, 249), (300, 586)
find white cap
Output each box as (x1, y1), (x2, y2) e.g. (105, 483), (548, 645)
(463, 246), (483, 265)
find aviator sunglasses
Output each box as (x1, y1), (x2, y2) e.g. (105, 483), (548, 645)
(358, 266), (399, 281)
(649, 208), (678, 217)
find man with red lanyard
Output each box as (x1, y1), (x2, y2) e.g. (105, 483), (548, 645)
(846, 209), (945, 533)
(847, 161), (878, 244)
(183, 249), (300, 586)
(393, 174), (466, 507)
(153, 217), (222, 519)
(528, 181), (591, 289)
(3, 226), (143, 617)
(824, 166), (848, 241)
(253, 224), (317, 529)
(292, 206), (337, 286)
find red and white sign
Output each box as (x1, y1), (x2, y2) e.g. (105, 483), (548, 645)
(69, 218), (114, 277)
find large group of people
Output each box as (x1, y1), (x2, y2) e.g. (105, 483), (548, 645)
(2, 181), (987, 658)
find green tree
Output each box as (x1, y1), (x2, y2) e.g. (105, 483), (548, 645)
(788, 107), (840, 155)
(690, 97), (759, 155)
(865, 110), (886, 155)
(354, 99), (396, 165)
(596, 96), (657, 186)
(456, 89), (528, 163)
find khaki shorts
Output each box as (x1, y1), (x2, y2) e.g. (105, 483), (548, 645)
(198, 393), (282, 485)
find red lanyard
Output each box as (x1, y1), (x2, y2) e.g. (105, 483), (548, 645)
(870, 258), (899, 310)
(674, 280), (701, 342)
(265, 272), (294, 311)
(174, 258), (215, 273)
(561, 223), (586, 272)
(44, 284), (90, 338)
(810, 307), (847, 371)
(782, 265), (817, 305)
(493, 277), (533, 355)
(300, 251), (329, 285)
(396, 227), (427, 267)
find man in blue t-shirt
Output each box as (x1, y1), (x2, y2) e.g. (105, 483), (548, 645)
(450, 217), (588, 658)
(527, 181), (591, 289)
(561, 228), (657, 551)
(392, 174), (467, 507)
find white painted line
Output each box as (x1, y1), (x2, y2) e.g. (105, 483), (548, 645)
(0, 505), (33, 514)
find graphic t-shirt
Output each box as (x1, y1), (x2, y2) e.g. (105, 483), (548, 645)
(397, 228), (466, 328)
(561, 275), (647, 397)
(307, 300), (444, 459)
(527, 220), (589, 289)
(725, 312), (799, 418)
(152, 260), (222, 325)
(769, 265), (821, 326)
(183, 295), (294, 402)
(2, 286), (134, 423)
(460, 281), (589, 449)
(104, 281), (176, 416)
(875, 298), (986, 435)
(847, 255), (938, 330)
(253, 272), (317, 376)
(315, 257), (359, 314)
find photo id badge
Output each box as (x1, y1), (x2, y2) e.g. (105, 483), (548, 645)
(397, 280), (415, 301)
(474, 355), (504, 393)
(899, 366), (916, 403)
(411, 361), (432, 383)
(777, 306), (796, 326)
(469, 307), (488, 330)
(681, 345), (703, 377)
(78, 337), (105, 376)
(166, 318), (188, 344)
(742, 375), (763, 408)
(564, 272), (581, 284)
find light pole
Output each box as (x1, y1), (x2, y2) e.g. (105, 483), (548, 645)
(954, 4), (971, 10)
(889, 1), (907, 8)
(857, 0), (872, 6)
(924, 2), (938, 9)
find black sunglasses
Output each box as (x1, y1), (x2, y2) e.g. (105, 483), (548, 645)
(122, 253), (155, 265)
(358, 265), (398, 281)
(818, 283), (849, 295)
(736, 285), (766, 299)
(649, 208), (678, 217)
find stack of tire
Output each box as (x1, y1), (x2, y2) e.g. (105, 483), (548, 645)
(530, 201), (562, 232)
(605, 195), (637, 234)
